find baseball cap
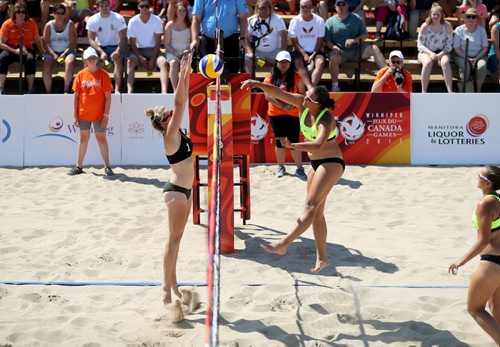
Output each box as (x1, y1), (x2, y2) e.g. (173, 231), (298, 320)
(389, 50), (404, 61)
(335, 0), (347, 4)
(276, 50), (291, 62)
(83, 47), (99, 60)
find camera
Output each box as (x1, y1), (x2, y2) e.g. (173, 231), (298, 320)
(394, 68), (404, 85)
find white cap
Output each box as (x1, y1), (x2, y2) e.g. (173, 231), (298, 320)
(83, 47), (99, 60)
(389, 50), (404, 61)
(276, 50), (291, 62)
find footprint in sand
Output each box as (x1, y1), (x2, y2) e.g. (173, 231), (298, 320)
(22, 293), (42, 303)
(269, 296), (297, 312)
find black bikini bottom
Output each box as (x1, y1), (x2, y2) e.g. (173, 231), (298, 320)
(480, 254), (500, 266)
(163, 181), (191, 199)
(310, 157), (346, 172)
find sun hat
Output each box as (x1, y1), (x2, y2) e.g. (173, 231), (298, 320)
(463, 7), (479, 19)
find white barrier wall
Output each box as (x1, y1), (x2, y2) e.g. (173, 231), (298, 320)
(1, 93), (499, 167)
(23, 94), (122, 166)
(0, 96), (24, 166)
(120, 94), (189, 165)
(411, 93), (500, 165)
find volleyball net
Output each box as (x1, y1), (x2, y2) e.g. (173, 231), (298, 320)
(205, 26), (224, 347)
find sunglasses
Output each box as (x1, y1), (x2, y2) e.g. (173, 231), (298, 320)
(16, 10), (26, 14)
(300, 4), (313, 9)
(336, 2), (347, 6)
(139, 4), (149, 8)
(305, 95), (320, 104)
(465, 15), (477, 19)
(479, 173), (491, 182)
(391, 60), (402, 65)
(258, 6), (270, 10)
(54, 11), (65, 15)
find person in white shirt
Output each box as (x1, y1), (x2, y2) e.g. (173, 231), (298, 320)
(126, 0), (164, 93)
(244, 0), (287, 75)
(288, 0), (326, 90)
(86, 0), (127, 92)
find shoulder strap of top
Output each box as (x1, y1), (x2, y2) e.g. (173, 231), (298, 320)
(300, 108), (309, 124)
(313, 108), (329, 127)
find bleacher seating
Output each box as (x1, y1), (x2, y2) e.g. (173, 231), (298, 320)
(3, 6), (498, 93)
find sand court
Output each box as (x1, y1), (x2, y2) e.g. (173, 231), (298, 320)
(0, 165), (495, 346)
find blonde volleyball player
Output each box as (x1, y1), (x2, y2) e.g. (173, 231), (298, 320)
(145, 53), (193, 304)
(241, 79), (344, 273)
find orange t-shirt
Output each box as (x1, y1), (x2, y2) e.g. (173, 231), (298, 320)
(0, 18), (39, 50)
(72, 68), (114, 122)
(263, 71), (301, 117)
(373, 66), (413, 92)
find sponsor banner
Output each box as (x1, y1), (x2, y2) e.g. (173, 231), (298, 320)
(250, 92), (410, 165)
(411, 94), (500, 165)
(121, 94), (187, 165)
(189, 74), (251, 157)
(0, 96), (24, 166)
(333, 92), (410, 165)
(24, 94), (121, 166)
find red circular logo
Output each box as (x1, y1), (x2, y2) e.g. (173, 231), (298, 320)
(467, 114), (489, 137)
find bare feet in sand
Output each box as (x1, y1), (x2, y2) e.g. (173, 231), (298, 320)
(167, 299), (184, 323)
(260, 243), (287, 255)
(162, 284), (182, 304)
(310, 260), (330, 273)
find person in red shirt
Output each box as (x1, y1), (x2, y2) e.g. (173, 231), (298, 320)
(263, 50), (307, 180)
(0, 2), (45, 94)
(371, 50), (413, 92)
(68, 46), (115, 176)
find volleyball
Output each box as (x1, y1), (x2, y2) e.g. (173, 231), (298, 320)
(198, 54), (224, 79)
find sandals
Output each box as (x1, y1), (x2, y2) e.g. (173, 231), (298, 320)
(67, 166), (84, 176)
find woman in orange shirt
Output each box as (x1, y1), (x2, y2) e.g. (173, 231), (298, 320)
(263, 50), (307, 180)
(69, 46), (115, 176)
(0, 3), (45, 94)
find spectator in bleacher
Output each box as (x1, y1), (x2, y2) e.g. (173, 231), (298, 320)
(417, 3), (453, 92)
(68, 0), (94, 37)
(0, 0), (9, 27)
(244, 0), (287, 76)
(42, 3), (77, 93)
(86, 0), (127, 92)
(109, 0), (121, 12)
(158, 1), (190, 92)
(371, 49), (413, 91)
(349, 0), (367, 23)
(325, 0), (387, 91)
(453, 8), (489, 92)
(487, 20), (499, 83)
(483, 0), (499, 30)
(408, 0), (432, 39)
(374, 0), (409, 41)
(69, 46), (114, 176)
(166, 0), (193, 22)
(457, 0), (488, 26)
(288, 0), (325, 90)
(263, 50), (307, 180)
(190, 0), (249, 74)
(126, 0), (163, 93)
(0, 2), (45, 94)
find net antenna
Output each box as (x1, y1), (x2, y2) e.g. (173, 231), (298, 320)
(205, 2), (224, 345)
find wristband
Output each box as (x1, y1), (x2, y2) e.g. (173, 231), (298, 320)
(103, 114), (109, 118)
